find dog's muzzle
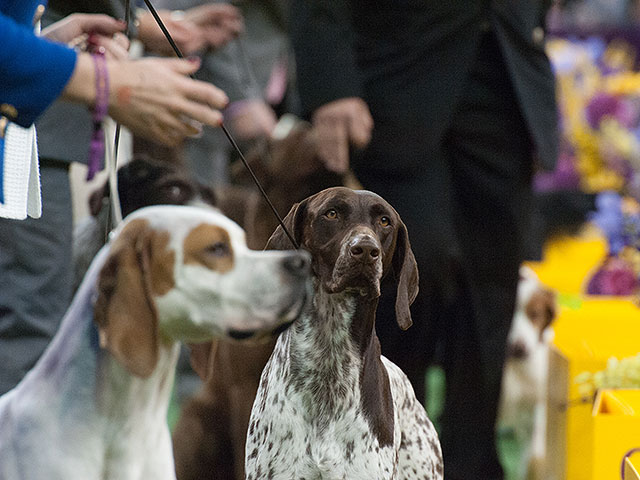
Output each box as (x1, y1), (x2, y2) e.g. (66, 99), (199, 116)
(348, 235), (380, 265)
(327, 231), (383, 296)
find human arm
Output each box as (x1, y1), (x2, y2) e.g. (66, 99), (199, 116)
(0, 11), (228, 147)
(0, 13), (78, 128)
(41, 13), (126, 44)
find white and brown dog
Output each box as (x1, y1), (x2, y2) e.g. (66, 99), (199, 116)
(245, 187), (443, 480)
(0, 205), (310, 480)
(498, 265), (557, 480)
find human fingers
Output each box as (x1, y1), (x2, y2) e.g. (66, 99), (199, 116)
(149, 111), (200, 147)
(185, 4), (243, 27)
(164, 19), (208, 55)
(112, 32), (130, 51)
(88, 33), (130, 60)
(42, 13), (125, 43)
(137, 11), (203, 56)
(227, 101), (277, 140)
(114, 96), (199, 147)
(162, 57), (229, 105)
(348, 102), (374, 149)
(314, 119), (349, 173)
(77, 14), (126, 36)
(159, 60), (229, 124)
(108, 58), (227, 137)
(201, 26), (240, 50)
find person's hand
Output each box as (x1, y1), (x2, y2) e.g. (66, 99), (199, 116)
(84, 32), (130, 60)
(183, 4), (244, 50)
(138, 5), (243, 56)
(41, 13), (126, 44)
(311, 98), (373, 173)
(61, 54), (228, 147)
(226, 100), (277, 141)
(107, 57), (228, 146)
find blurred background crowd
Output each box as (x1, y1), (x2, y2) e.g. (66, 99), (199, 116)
(3, 1), (640, 479)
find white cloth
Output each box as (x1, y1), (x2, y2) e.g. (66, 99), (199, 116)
(0, 123), (42, 219)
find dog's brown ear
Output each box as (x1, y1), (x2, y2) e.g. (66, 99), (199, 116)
(392, 220), (419, 330)
(528, 287), (557, 340)
(265, 199), (309, 251)
(94, 219), (160, 377)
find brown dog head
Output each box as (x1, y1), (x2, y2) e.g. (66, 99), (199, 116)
(266, 187), (418, 330)
(88, 156), (216, 219)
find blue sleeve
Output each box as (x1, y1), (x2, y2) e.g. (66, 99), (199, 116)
(0, 13), (77, 128)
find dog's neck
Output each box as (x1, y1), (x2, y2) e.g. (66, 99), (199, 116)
(15, 249), (178, 442)
(279, 281), (394, 445)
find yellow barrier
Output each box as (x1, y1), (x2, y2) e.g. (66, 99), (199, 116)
(525, 228), (640, 479)
(546, 299), (640, 480)
(526, 225), (607, 295)
(591, 390), (640, 479)
(625, 456), (640, 480)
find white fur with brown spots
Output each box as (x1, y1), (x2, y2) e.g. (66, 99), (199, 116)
(245, 187), (443, 480)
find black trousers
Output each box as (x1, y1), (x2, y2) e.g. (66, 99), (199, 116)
(0, 159), (73, 394)
(353, 33), (533, 480)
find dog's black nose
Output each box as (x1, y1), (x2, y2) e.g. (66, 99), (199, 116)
(349, 238), (380, 262)
(282, 252), (311, 277)
(507, 341), (528, 360)
(228, 329), (257, 341)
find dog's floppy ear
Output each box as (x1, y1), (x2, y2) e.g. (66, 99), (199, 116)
(94, 219), (160, 377)
(265, 198), (309, 251)
(392, 220), (419, 330)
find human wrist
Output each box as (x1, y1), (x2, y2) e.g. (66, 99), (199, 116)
(224, 99), (252, 120)
(61, 51), (97, 106)
(87, 52), (110, 180)
(136, 9), (171, 49)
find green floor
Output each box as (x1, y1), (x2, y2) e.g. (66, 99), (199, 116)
(426, 366), (523, 480)
(168, 366), (523, 479)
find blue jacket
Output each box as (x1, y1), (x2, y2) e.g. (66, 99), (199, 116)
(0, 0), (77, 128)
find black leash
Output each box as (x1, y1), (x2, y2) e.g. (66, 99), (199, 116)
(139, 0), (299, 248)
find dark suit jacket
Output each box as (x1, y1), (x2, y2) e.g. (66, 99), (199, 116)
(291, 0), (558, 171)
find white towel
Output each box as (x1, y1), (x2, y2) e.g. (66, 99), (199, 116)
(0, 122), (42, 220)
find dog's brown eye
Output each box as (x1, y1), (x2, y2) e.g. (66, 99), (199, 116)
(206, 242), (230, 257)
(380, 216), (390, 227)
(325, 209), (338, 219)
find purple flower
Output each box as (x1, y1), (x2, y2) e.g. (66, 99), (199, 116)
(589, 192), (625, 254)
(533, 152), (580, 191)
(586, 93), (621, 129)
(627, 172), (640, 202)
(586, 257), (638, 295)
(614, 99), (638, 129)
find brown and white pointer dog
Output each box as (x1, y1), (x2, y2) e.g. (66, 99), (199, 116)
(71, 122), (350, 480)
(171, 120), (355, 480)
(245, 187), (443, 480)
